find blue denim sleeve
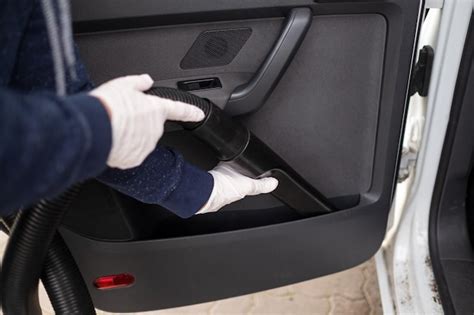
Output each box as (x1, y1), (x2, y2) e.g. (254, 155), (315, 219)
(71, 44), (214, 218)
(0, 89), (111, 215)
(99, 147), (214, 218)
(7, 0), (213, 218)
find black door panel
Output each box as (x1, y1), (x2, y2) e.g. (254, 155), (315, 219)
(76, 18), (282, 90)
(62, 205), (386, 312)
(64, 0), (422, 312)
(76, 13), (385, 207)
(243, 14), (386, 199)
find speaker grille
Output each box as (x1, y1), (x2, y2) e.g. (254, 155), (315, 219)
(180, 28), (252, 69)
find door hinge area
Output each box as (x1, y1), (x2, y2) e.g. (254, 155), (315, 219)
(409, 45), (435, 97)
(398, 147), (418, 182)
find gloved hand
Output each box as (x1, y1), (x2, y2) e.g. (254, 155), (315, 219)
(197, 163), (279, 214)
(90, 74), (205, 169)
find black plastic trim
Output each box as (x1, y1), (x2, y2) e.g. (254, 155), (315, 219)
(71, 0), (313, 33)
(71, 0), (418, 34)
(429, 14), (474, 315)
(67, 0), (423, 311)
(62, 203), (387, 312)
(177, 77), (222, 92)
(225, 8), (312, 115)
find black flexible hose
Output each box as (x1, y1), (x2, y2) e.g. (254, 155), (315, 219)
(0, 88), (205, 315)
(147, 87), (212, 130)
(147, 87), (249, 161)
(2, 214), (95, 314)
(1, 185), (95, 315)
(146, 87), (211, 117)
(0, 86), (326, 315)
(41, 233), (95, 314)
(0, 88), (209, 315)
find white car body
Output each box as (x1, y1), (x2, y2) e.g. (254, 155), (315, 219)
(376, 0), (473, 312)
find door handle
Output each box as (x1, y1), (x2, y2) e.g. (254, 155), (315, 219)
(225, 8), (312, 116)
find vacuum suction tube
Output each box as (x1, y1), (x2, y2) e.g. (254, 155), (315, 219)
(147, 87), (332, 216)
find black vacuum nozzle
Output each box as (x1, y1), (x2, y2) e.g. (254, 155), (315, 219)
(147, 87), (332, 216)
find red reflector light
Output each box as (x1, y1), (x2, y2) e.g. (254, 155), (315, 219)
(93, 273), (135, 290)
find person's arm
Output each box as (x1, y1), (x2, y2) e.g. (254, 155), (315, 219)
(6, 0), (275, 218)
(0, 88), (111, 216)
(99, 147), (214, 218)
(68, 64), (278, 217)
(87, 75), (214, 218)
(68, 53), (276, 218)
(2, 0), (209, 217)
(65, 47), (215, 217)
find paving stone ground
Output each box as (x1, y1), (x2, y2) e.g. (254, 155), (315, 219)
(0, 233), (382, 315)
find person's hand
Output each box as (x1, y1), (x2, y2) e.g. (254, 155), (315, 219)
(197, 163), (279, 214)
(90, 74), (205, 169)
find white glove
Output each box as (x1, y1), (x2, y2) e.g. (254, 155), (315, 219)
(90, 74), (205, 169)
(197, 163), (279, 214)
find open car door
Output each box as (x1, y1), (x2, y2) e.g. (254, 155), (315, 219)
(62, 0), (423, 312)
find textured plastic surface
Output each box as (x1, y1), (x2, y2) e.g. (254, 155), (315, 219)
(226, 8), (312, 115)
(76, 15), (385, 198)
(228, 135), (332, 214)
(242, 14), (386, 198)
(429, 17), (474, 315)
(61, 203), (388, 312)
(177, 77), (222, 91)
(71, 0), (314, 32)
(76, 19), (281, 85)
(67, 0), (421, 311)
(180, 28), (252, 69)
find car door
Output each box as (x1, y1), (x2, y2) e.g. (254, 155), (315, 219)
(62, 0), (423, 312)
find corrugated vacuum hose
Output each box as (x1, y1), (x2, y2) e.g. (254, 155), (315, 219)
(1, 185), (95, 315)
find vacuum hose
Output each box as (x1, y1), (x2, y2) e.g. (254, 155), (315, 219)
(147, 87), (332, 215)
(0, 86), (331, 315)
(1, 185), (95, 315)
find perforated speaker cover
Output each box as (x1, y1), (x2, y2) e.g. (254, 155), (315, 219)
(180, 28), (252, 69)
